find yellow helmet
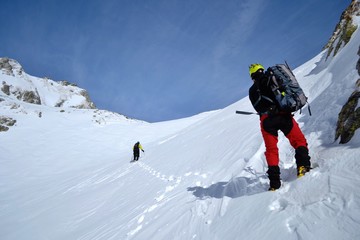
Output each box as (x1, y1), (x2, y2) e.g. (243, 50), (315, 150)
(249, 63), (265, 77)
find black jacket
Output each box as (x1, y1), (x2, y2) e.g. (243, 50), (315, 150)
(249, 72), (278, 115)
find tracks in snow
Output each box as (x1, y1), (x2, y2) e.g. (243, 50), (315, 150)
(126, 161), (209, 238)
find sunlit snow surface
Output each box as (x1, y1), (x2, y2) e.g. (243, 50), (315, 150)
(1, 18), (360, 240)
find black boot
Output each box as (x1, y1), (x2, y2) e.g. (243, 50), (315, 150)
(295, 146), (311, 177)
(267, 166), (281, 191)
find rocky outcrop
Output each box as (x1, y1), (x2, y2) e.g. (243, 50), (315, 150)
(1, 81), (42, 105)
(0, 58), (24, 76)
(0, 116), (16, 132)
(335, 47), (360, 144)
(324, 0), (360, 59)
(330, 0), (360, 144)
(1, 82), (10, 95)
(60, 80), (78, 87)
(79, 90), (96, 109)
(335, 89), (360, 144)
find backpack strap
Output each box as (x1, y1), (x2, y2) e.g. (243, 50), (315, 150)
(267, 71), (282, 96)
(253, 79), (276, 108)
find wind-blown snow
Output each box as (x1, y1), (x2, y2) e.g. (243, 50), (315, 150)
(1, 18), (360, 240)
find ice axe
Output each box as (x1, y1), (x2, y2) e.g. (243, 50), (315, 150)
(235, 110), (259, 115)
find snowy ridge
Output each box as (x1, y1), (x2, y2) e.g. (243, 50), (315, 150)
(0, 57), (95, 109)
(1, 9), (360, 240)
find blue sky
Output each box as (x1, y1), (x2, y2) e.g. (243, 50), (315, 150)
(0, 0), (351, 122)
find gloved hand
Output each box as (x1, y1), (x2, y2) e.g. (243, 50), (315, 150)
(142, 150), (145, 152)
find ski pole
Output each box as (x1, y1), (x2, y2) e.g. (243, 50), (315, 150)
(235, 110), (259, 115)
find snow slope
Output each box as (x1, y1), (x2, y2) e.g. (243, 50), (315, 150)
(1, 17), (360, 240)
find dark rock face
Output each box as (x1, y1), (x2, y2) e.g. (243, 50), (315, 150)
(330, 1), (360, 144)
(335, 90), (360, 144)
(335, 46), (360, 144)
(0, 116), (16, 132)
(335, 79), (360, 144)
(1, 80), (42, 105)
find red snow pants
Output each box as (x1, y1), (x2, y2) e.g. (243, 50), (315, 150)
(260, 113), (308, 166)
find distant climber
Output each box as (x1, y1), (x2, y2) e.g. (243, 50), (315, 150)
(133, 141), (145, 161)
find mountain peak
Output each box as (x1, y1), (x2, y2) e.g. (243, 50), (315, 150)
(0, 57), (24, 77)
(0, 57), (96, 111)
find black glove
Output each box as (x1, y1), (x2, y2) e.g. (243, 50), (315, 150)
(142, 150), (145, 152)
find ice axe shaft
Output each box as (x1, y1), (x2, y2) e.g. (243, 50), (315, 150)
(235, 110), (258, 115)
